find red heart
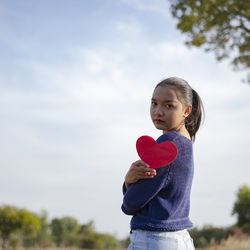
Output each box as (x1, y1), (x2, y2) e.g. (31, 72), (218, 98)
(136, 136), (178, 169)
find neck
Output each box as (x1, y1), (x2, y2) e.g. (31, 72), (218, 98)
(163, 125), (191, 140)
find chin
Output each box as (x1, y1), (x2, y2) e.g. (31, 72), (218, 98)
(154, 124), (165, 131)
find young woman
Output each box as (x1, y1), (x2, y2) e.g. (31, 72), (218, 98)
(121, 77), (204, 249)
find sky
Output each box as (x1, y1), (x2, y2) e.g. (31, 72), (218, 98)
(0, 0), (250, 239)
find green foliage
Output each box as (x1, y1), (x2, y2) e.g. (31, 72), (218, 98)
(79, 220), (95, 234)
(0, 206), (20, 237)
(78, 231), (119, 249)
(120, 235), (130, 248)
(51, 217), (80, 247)
(0, 205), (119, 249)
(232, 184), (250, 234)
(76, 221), (119, 249)
(0, 205), (41, 248)
(18, 208), (41, 247)
(50, 218), (64, 247)
(196, 236), (208, 248)
(36, 210), (52, 247)
(0, 206), (20, 248)
(18, 209), (41, 238)
(169, 0), (250, 81)
(242, 223), (250, 234)
(189, 225), (229, 248)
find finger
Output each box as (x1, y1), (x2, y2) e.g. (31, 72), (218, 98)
(145, 171), (156, 176)
(132, 160), (149, 168)
(131, 166), (151, 174)
(144, 168), (156, 173)
(140, 167), (156, 174)
(138, 171), (156, 178)
(131, 166), (156, 175)
(137, 173), (155, 179)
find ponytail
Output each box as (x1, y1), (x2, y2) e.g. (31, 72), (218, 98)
(155, 77), (204, 142)
(185, 89), (204, 142)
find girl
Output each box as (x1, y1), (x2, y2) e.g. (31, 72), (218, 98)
(121, 77), (204, 250)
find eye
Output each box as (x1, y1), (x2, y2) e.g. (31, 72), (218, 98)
(151, 101), (157, 106)
(165, 104), (173, 108)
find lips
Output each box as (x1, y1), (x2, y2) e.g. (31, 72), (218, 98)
(154, 119), (164, 123)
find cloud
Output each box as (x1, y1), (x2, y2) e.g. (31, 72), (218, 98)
(120, 0), (171, 17)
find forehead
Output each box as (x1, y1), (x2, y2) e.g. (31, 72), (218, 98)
(152, 85), (181, 103)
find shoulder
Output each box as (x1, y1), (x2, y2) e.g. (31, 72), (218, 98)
(156, 131), (178, 143)
(156, 131), (193, 150)
(156, 131), (190, 143)
(157, 132), (193, 170)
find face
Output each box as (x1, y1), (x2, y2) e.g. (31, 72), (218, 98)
(150, 85), (192, 134)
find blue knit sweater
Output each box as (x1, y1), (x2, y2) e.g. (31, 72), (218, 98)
(121, 131), (194, 231)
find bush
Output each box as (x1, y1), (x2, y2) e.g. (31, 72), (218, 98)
(189, 225), (229, 248)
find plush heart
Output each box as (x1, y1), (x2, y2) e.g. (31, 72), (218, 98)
(136, 136), (178, 169)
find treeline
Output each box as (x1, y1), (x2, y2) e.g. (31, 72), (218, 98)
(0, 206), (119, 249)
(1, 185), (250, 249)
(189, 184), (250, 248)
(188, 224), (249, 248)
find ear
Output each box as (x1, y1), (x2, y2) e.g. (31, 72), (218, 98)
(184, 105), (192, 118)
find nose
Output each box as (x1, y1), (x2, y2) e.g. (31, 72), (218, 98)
(153, 105), (164, 116)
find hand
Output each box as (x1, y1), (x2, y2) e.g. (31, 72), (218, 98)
(125, 160), (157, 189)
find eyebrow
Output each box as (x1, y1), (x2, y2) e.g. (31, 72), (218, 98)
(151, 98), (177, 103)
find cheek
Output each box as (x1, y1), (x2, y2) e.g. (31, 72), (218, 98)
(168, 108), (183, 120)
(150, 107), (153, 118)
(150, 105), (156, 115)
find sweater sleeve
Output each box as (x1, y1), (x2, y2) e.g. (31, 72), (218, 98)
(121, 131), (178, 215)
(121, 166), (171, 215)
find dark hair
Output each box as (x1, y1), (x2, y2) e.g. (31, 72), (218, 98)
(155, 77), (204, 142)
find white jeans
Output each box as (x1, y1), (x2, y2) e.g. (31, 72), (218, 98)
(128, 229), (195, 250)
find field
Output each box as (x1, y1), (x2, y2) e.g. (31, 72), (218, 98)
(1, 237), (250, 250)
(0, 248), (126, 250)
(196, 236), (250, 250)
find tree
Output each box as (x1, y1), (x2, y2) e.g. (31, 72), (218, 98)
(0, 206), (20, 249)
(51, 216), (80, 247)
(120, 235), (130, 249)
(232, 184), (250, 233)
(0, 205), (41, 249)
(79, 220), (95, 235)
(189, 225), (229, 247)
(51, 218), (65, 247)
(169, 0), (250, 82)
(76, 220), (119, 249)
(36, 210), (52, 247)
(18, 208), (41, 237)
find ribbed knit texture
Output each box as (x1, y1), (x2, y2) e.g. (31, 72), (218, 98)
(121, 131), (194, 231)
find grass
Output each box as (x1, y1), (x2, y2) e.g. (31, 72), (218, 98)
(1, 237), (250, 249)
(0, 248), (126, 250)
(196, 236), (250, 250)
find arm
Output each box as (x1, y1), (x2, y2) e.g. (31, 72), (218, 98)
(122, 133), (176, 215)
(124, 132), (176, 191)
(122, 165), (170, 215)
